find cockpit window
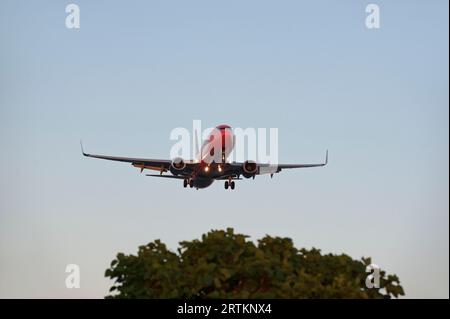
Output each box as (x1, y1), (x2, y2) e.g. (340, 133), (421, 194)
(216, 124), (231, 130)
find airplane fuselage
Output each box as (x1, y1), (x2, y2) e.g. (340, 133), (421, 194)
(191, 124), (235, 188)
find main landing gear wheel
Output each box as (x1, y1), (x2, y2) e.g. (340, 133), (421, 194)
(183, 179), (188, 188)
(189, 179), (194, 188)
(225, 180), (235, 190)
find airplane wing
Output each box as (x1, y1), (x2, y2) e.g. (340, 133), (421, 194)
(81, 142), (173, 173)
(145, 174), (186, 179)
(273, 149), (328, 170)
(227, 150), (328, 176)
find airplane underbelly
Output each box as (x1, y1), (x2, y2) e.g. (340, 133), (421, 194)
(193, 178), (214, 189)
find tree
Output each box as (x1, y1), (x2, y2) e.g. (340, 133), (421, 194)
(105, 228), (404, 298)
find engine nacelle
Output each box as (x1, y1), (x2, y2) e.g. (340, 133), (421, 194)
(170, 158), (186, 174)
(242, 160), (258, 178)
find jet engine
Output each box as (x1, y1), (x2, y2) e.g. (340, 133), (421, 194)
(170, 158), (186, 174)
(242, 160), (258, 178)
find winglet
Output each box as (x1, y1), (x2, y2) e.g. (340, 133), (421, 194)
(80, 140), (88, 156)
(325, 150), (328, 165)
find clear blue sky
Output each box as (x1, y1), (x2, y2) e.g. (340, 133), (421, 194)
(0, 0), (448, 298)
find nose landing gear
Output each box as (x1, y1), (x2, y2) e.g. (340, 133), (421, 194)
(183, 178), (194, 188)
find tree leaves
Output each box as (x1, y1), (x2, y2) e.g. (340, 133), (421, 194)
(105, 228), (405, 299)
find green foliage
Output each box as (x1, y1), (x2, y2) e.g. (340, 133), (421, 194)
(105, 228), (404, 299)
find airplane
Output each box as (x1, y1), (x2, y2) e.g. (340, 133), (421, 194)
(81, 124), (328, 190)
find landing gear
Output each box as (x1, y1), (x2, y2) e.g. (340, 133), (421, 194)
(224, 180), (235, 190)
(184, 178), (194, 188)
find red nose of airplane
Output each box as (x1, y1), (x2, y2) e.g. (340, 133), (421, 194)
(216, 125), (234, 150)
